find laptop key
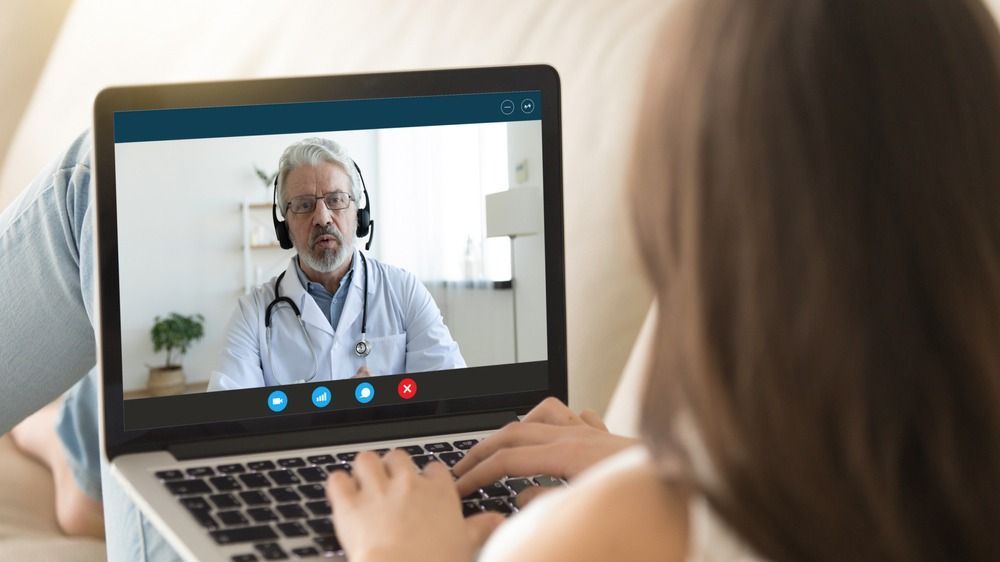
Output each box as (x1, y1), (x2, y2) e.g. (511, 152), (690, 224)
(217, 463), (246, 474)
(254, 542), (288, 560)
(210, 525), (278, 544)
(155, 469), (184, 480)
(453, 439), (478, 450)
(268, 469), (300, 486)
(336, 451), (357, 462)
(291, 546), (320, 557)
(306, 454), (335, 465)
(277, 457), (306, 468)
(306, 517), (334, 536)
(166, 479), (212, 495)
(239, 490), (271, 506)
(438, 451), (465, 467)
(462, 500), (483, 517)
(298, 484), (326, 500)
(276, 521), (309, 538)
(481, 498), (515, 514)
(186, 466), (214, 477)
(372, 448), (390, 456)
(400, 445), (424, 455)
(246, 507), (280, 523)
(180, 496), (210, 510)
(187, 507), (218, 529)
(305, 499), (332, 516)
(314, 535), (343, 553)
(247, 460), (276, 471)
(325, 463), (352, 475)
(480, 482), (510, 498)
(230, 555), (258, 562)
(276, 503), (308, 519)
(424, 442), (454, 453)
(210, 476), (243, 492)
(269, 487), (300, 503)
(296, 466), (327, 483)
(217, 510), (250, 527)
(238, 473), (271, 489)
(505, 477), (535, 495)
(209, 493), (241, 510)
(412, 454), (437, 469)
(533, 475), (565, 487)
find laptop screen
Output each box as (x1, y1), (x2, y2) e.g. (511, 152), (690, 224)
(102, 78), (563, 437)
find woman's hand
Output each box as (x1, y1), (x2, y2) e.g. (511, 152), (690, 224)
(452, 397), (638, 506)
(326, 450), (504, 562)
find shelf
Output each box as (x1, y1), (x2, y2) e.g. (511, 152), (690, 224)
(247, 202), (273, 210)
(249, 243), (283, 250)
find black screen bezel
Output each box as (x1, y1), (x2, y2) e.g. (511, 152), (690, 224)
(93, 65), (566, 461)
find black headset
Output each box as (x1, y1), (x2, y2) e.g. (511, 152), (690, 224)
(271, 159), (375, 251)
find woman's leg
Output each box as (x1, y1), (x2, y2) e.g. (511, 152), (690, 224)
(0, 132), (96, 434)
(1, 131), (179, 561)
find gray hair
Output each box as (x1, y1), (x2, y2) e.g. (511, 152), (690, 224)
(275, 137), (363, 213)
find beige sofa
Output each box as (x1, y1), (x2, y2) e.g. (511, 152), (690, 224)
(0, 0), (669, 558)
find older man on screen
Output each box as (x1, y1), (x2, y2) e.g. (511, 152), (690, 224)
(209, 137), (465, 390)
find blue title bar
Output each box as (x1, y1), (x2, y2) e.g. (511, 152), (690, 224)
(114, 91), (542, 143)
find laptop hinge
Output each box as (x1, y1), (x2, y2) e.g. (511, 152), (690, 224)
(167, 411), (518, 461)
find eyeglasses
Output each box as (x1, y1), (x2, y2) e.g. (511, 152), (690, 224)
(285, 192), (354, 214)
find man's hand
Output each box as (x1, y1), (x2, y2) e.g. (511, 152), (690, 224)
(351, 366), (371, 378)
(327, 450), (503, 562)
(453, 397), (638, 507)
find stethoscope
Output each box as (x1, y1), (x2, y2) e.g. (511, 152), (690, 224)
(263, 252), (371, 384)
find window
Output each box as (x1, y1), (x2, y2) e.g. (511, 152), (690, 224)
(374, 123), (512, 283)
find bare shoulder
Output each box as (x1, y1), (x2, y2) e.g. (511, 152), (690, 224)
(498, 453), (689, 562)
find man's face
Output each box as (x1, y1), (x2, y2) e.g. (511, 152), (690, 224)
(283, 161), (357, 274)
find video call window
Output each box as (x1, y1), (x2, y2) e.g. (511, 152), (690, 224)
(116, 120), (546, 399)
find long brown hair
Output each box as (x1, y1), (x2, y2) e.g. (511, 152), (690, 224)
(633, 0), (1000, 560)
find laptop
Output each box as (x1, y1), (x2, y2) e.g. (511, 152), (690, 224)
(92, 65), (566, 561)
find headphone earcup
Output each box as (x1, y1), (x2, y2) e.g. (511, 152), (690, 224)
(271, 175), (294, 249)
(273, 217), (293, 249)
(356, 207), (371, 238)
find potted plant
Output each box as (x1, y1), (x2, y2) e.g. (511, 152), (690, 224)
(147, 313), (205, 396)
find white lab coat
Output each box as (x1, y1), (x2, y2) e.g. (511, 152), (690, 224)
(209, 252), (465, 390)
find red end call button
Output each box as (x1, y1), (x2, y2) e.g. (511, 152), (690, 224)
(397, 377), (417, 400)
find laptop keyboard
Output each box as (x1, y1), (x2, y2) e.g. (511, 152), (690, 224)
(155, 438), (566, 561)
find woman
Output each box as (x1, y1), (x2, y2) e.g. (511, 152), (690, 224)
(325, 0), (1000, 560)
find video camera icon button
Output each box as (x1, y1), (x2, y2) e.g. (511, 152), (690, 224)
(267, 390), (288, 413)
(311, 386), (331, 409)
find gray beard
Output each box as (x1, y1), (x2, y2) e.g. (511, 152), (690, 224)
(300, 241), (353, 273)
(297, 228), (355, 273)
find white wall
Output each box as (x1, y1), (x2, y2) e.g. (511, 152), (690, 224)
(506, 120), (548, 361)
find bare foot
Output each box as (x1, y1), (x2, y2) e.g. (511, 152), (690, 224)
(10, 401), (105, 539)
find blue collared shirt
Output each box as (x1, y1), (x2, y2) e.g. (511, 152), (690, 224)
(293, 254), (355, 331)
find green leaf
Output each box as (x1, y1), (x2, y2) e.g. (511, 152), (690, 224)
(150, 312), (205, 369)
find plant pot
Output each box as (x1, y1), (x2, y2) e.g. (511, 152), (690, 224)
(147, 367), (186, 396)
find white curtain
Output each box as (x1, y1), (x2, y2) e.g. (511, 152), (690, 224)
(374, 123), (511, 283)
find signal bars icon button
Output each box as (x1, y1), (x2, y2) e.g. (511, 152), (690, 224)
(311, 386), (331, 409)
